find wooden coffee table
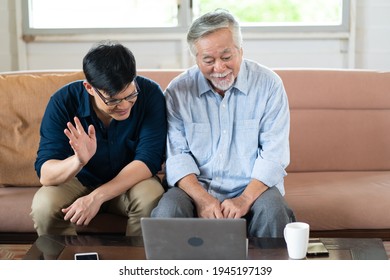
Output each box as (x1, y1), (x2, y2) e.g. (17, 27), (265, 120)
(23, 235), (388, 260)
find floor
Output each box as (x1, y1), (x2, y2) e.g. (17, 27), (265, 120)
(1, 242), (390, 260)
(0, 244), (32, 260)
(384, 241), (390, 259)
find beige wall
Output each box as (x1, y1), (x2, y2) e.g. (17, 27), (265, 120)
(0, 0), (17, 71)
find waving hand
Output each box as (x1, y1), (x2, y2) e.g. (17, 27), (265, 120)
(64, 117), (97, 166)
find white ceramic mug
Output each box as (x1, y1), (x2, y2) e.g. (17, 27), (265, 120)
(284, 222), (310, 259)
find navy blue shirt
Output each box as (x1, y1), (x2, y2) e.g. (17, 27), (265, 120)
(35, 76), (167, 189)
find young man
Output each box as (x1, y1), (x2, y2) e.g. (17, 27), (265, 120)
(152, 10), (295, 237)
(31, 41), (167, 236)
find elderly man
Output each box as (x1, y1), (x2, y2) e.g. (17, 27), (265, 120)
(152, 10), (295, 237)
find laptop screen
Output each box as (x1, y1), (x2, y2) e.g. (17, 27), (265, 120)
(141, 217), (248, 260)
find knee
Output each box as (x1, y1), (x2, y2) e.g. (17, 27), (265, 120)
(268, 204), (292, 222)
(31, 188), (62, 221)
(151, 188), (194, 218)
(150, 193), (175, 217)
(129, 179), (165, 214)
(251, 188), (295, 222)
(138, 188), (164, 209)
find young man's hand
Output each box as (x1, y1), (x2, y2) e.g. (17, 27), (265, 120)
(64, 116), (97, 166)
(62, 193), (102, 226)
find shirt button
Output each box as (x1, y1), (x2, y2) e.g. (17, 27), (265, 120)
(223, 130), (227, 134)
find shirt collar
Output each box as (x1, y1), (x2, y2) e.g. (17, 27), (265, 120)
(198, 72), (212, 97)
(234, 60), (249, 95)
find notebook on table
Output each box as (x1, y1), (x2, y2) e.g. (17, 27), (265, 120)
(141, 217), (248, 260)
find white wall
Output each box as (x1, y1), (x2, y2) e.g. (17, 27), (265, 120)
(1, 0), (389, 72)
(355, 0), (390, 70)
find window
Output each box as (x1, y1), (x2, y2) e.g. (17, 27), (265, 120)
(24, 0), (349, 35)
(27, 0), (179, 29)
(195, 0), (345, 28)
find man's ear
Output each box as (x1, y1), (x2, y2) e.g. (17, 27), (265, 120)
(83, 81), (94, 96)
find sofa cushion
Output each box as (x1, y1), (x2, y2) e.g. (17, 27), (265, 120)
(277, 70), (390, 172)
(0, 71), (85, 186)
(0, 187), (38, 232)
(285, 171), (390, 231)
(289, 110), (390, 171)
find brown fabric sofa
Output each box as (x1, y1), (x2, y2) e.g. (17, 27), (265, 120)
(1, 69), (390, 242)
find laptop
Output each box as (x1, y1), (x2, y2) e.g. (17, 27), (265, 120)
(141, 217), (248, 260)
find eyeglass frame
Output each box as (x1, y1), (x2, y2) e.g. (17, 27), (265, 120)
(93, 80), (139, 106)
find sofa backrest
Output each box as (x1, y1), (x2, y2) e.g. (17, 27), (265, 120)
(279, 69), (390, 172)
(143, 69), (390, 173)
(0, 70), (182, 187)
(1, 69), (390, 187)
(0, 71), (86, 186)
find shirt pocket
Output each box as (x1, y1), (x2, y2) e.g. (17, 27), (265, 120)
(232, 119), (260, 158)
(185, 122), (212, 166)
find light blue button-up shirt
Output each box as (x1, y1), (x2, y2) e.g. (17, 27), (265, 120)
(165, 59), (290, 200)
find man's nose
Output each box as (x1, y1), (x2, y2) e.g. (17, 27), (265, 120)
(214, 59), (227, 72)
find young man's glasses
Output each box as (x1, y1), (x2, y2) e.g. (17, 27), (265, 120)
(93, 80), (139, 106)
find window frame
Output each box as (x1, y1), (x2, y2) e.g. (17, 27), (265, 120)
(22, 0), (350, 36)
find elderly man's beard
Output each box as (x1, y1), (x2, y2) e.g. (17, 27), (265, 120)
(210, 70), (235, 92)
